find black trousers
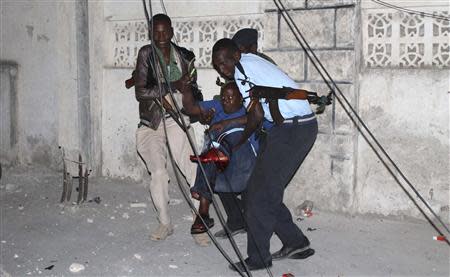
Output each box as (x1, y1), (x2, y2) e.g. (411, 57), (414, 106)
(245, 120), (318, 267)
(218, 192), (246, 231)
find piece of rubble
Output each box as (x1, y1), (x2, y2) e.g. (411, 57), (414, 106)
(69, 263), (85, 273)
(169, 199), (182, 206)
(87, 218), (93, 223)
(169, 265), (178, 269)
(134, 254), (142, 260)
(122, 213), (130, 219)
(130, 203), (147, 208)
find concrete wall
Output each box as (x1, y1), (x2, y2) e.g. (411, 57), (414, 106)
(1, 1), (76, 168)
(355, 0), (449, 217)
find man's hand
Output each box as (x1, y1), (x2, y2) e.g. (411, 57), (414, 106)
(199, 108), (215, 125)
(172, 74), (192, 93)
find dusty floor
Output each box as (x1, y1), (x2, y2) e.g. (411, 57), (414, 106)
(0, 166), (449, 277)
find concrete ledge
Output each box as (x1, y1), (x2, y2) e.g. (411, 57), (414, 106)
(307, 0), (356, 8)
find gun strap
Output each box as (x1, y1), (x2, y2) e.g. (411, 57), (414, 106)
(236, 62), (284, 124)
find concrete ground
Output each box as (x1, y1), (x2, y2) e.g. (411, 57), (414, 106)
(0, 166), (449, 277)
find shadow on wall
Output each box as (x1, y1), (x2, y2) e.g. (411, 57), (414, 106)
(0, 60), (18, 166)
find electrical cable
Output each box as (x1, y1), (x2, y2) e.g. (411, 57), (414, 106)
(273, 0), (450, 246)
(141, 1), (252, 275)
(371, 0), (450, 22)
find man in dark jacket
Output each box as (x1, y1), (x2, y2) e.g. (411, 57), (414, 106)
(134, 13), (198, 241)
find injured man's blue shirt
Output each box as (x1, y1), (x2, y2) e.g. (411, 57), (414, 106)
(198, 99), (258, 151)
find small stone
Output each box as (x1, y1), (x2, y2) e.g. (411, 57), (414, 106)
(69, 263), (85, 273)
(169, 264), (178, 269)
(134, 254), (142, 260)
(14, 254), (18, 258)
(107, 232), (114, 237)
(18, 205), (24, 210)
(87, 218), (93, 223)
(122, 213), (129, 219)
(1, 240), (6, 243)
(110, 216), (115, 220)
(130, 203), (147, 208)
(5, 183), (18, 192)
(169, 199), (182, 206)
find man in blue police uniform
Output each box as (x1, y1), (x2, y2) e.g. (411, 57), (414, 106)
(211, 38), (317, 271)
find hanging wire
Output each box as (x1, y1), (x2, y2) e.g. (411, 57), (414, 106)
(371, 0), (450, 22)
(273, 0), (450, 246)
(141, 1), (253, 275)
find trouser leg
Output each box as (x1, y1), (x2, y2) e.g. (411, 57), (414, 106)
(246, 122), (317, 266)
(166, 118), (197, 187)
(136, 124), (170, 225)
(218, 192), (245, 230)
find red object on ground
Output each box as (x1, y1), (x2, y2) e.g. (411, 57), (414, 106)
(433, 235), (446, 241)
(282, 274), (295, 277)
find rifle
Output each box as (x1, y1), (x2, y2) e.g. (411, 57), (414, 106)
(125, 71), (135, 89)
(250, 85), (332, 114)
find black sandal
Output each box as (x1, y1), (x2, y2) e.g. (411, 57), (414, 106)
(190, 215), (214, 234)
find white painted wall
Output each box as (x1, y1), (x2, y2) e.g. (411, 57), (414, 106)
(0, 1), (79, 167)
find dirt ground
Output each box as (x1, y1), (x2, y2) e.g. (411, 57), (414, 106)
(0, 166), (449, 277)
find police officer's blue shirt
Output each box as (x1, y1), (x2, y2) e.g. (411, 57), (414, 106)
(234, 53), (313, 122)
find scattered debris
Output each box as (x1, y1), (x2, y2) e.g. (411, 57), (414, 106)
(168, 264), (178, 269)
(44, 265), (54, 270)
(169, 199), (182, 206)
(5, 183), (18, 192)
(130, 202), (147, 208)
(307, 227), (317, 232)
(433, 235), (446, 242)
(122, 213), (130, 219)
(282, 273), (295, 277)
(69, 263), (85, 273)
(88, 196), (101, 204)
(295, 200), (314, 218)
(134, 254), (142, 260)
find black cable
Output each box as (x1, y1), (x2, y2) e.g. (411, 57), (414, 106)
(372, 0), (450, 22)
(273, 0), (450, 245)
(141, 1), (252, 275)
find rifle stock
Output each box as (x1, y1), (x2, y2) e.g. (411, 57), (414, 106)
(125, 77), (134, 89)
(285, 89), (309, 100)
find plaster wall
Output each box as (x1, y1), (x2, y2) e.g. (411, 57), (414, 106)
(355, 69), (449, 217)
(0, 1), (79, 168)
